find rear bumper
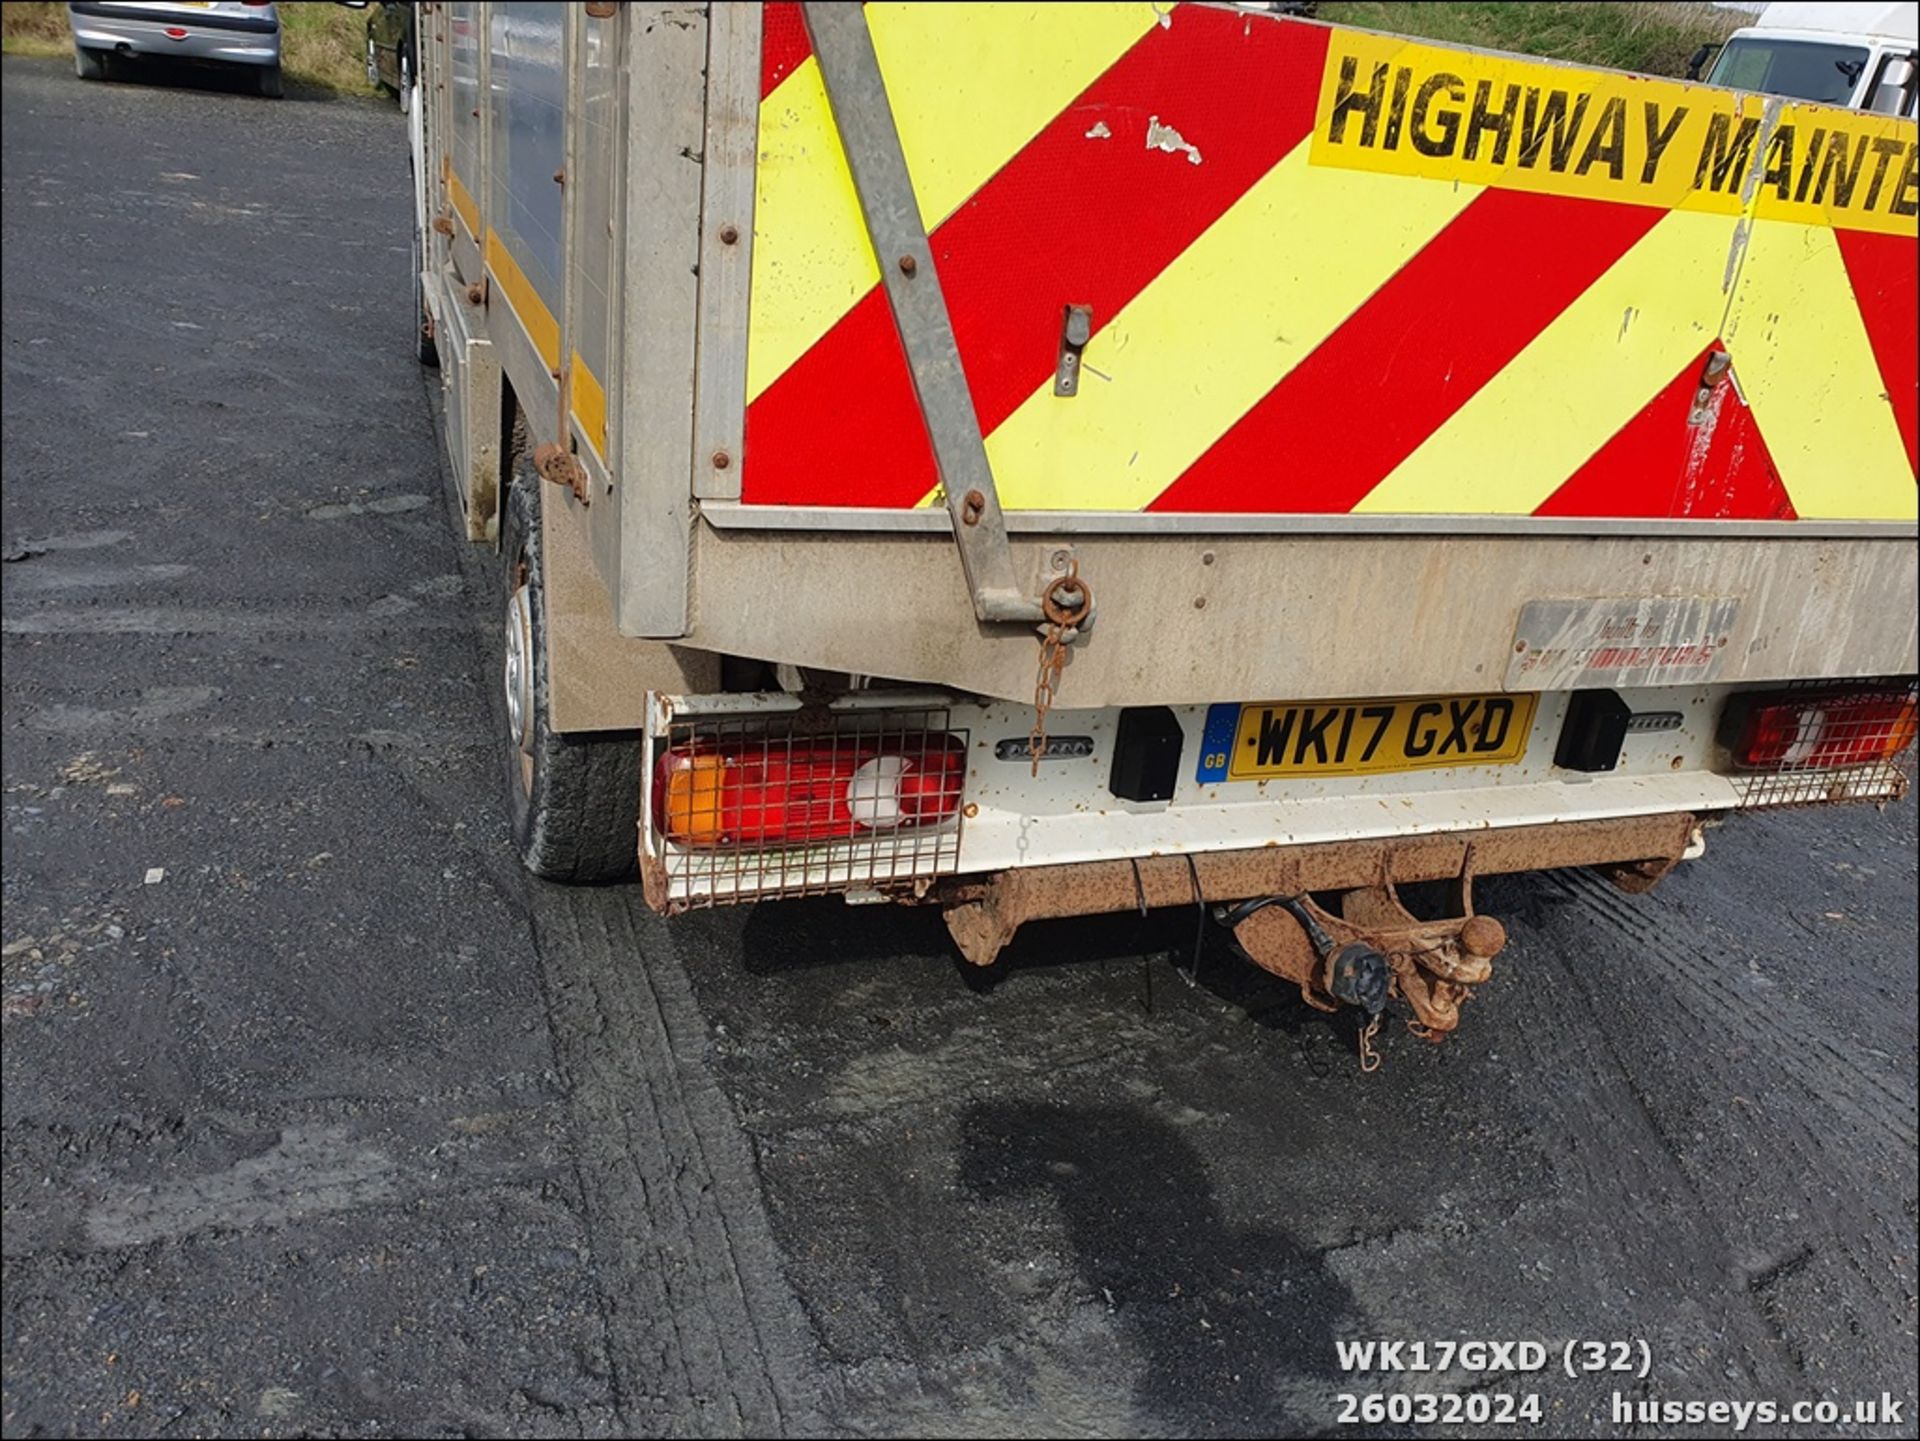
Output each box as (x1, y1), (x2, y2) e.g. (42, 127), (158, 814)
(69, 7), (279, 66)
(936, 811), (1700, 965)
(639, 683), (1912, 911)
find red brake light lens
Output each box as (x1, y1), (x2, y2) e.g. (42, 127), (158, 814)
(654, 734), (966, 846)
(1725, 686), (1918, 771)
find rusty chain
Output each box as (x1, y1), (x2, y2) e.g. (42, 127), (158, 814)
(1028, 560), (1092, 776)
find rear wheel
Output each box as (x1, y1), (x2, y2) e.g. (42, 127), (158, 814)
(410, 214), (438, 367)
(499, 456), (642, 883)
(73, 45), (107, 81)
(256, 63), (283, 99)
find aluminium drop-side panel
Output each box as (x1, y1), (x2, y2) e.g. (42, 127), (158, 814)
(567, 10), (622, 468)
(445, 2), (484, 242)
(737, 1), (1918, 525)
(485, 2), (568, 377)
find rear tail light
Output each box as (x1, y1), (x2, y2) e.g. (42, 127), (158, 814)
(655, 733), (965, 847)
(1723, 685), (1918, 771)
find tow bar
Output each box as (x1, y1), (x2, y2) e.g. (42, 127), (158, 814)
(1224, 855), (1507, 1069)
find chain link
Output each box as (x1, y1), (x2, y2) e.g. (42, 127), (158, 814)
(1028, 559), (1090, 777)
(1358, 1012), (1383, 1073)
(1029, 625), (1068, 776)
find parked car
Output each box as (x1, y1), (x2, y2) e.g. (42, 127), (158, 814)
(67, 1), (282, 98)
(359, 0), (417, 113)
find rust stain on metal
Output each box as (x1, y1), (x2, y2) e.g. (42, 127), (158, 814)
(897, 254), (918, 277)
(465, 279), (488, 307)
(534, 444), (589, 504)
(584, 1), (618, 15)
(553, 168), (567, 186)
(534, 363), (588, 503)
(960, 489), (986, 526)
(431, 213), (454, 237)
(719, 224), (740, 246)
(1597, 853), (1683, 894)
(937, 812), (1695, 970)
(640, 851), (672, 913)
(711, 449), (732, 471)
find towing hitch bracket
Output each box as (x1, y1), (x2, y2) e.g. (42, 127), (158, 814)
(1228, 859), (1507, 1043)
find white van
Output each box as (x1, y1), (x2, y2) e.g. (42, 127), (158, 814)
(1699, 1), (1918, 114)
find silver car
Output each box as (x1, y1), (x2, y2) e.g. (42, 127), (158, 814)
(68, 1), (283, 98)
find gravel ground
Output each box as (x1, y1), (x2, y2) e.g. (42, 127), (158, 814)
(3, 53), (1915, 1440)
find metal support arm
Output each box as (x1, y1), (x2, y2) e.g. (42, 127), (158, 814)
(801, 1), (1043, 624)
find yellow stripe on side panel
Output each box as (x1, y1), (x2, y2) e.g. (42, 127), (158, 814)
(1353, 209), (1736, 515)
(484, 227), (560, 373)
(570, 351), (608, 461)
(980, 156), (1480, 512)
(1723, 222), (1917, 521)
(448, 164), (480, 239)
(746, 3), (1161, 403)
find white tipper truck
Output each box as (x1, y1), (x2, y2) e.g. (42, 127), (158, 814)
(1698, 2), (1917, 116)
(408, 2), (1918, 1052)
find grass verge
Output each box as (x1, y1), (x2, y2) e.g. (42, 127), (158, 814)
(0, 3), (1752, 94)
(2, 0), (377, 93)
(1317, 1), (1746, 77)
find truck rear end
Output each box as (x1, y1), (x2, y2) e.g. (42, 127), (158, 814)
(411, 2), (1918, 1052)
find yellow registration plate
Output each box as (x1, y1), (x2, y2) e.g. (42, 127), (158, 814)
(1199, 692), (1538, 781)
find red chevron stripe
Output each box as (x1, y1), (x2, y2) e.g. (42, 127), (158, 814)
(1533, 343), (1796, 520)
(742, 9), (1331, 507)
(1835, 228), (1919, 477)
(762, 1), (811, 98)
(1148, 190), (1663, 514)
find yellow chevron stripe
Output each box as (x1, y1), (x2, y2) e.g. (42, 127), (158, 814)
(1723, 222), (1917, 521)
(746, 2), (1161, 404)
(1353, 209), (1736, 515)
(978, 154), (1481, 512)
(748, 57), (876, 404)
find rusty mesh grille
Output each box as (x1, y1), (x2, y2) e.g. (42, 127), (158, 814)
(653, 708), (967, 907)
(1729, 680), (1917, 809)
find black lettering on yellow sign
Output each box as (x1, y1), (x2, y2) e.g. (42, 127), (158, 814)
(1642, 103), (1687, 184)
(1322, 51), (1919, 224)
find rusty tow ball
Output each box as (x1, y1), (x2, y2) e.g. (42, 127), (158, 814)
(1227, 872), (1507, 1047)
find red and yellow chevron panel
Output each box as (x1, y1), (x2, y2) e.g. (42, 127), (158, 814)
(741, 3), (1919, 523)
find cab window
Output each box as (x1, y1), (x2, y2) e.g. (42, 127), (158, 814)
(1708, 38), (1870, 106)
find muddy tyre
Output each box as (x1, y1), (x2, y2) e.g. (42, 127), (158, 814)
(410, 214), (438, 367)
(499, 461), (642, 882)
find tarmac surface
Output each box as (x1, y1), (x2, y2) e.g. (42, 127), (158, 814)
(2, 54), (1916, 1439)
